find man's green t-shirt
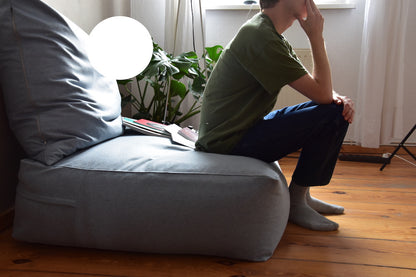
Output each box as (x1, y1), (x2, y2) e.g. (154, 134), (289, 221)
(195, 13), (308, 154)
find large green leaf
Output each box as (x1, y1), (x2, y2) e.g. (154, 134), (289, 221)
(142, 48), (180, 80)
(117, 79), (132, 85)
(190, 75), (205, 99)
(205, 45), (223, 62)
(170, 79), (187, 99)
(171, 51), (200, 79)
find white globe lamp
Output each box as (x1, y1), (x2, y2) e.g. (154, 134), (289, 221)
(88, 16), (153, 80)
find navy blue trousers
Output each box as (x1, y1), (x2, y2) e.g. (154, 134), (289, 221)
(231, 101), (349, 187)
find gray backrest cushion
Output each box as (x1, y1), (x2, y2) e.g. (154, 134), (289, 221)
(0, 0), (123, 165)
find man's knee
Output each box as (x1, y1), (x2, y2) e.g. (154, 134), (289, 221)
(323, 103), (344, 118)
(318, 103), (349, 130)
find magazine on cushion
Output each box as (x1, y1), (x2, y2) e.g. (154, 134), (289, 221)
(164, 124), (196, 149)
(122, 117), (198, 149)
(122, 117), (170, 137)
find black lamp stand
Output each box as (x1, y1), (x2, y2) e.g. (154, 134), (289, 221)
(380, 124), (416, 171)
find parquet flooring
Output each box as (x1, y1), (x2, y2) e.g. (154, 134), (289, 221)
(1, 152), (415, 277)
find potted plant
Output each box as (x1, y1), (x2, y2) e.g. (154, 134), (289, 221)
(118, 43), (223, 125)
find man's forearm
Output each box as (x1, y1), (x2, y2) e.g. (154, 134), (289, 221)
(291, 0), (335, 104)
(310, 36), (333, 100)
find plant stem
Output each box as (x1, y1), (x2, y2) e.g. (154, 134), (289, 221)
(163, 79), (171, 123)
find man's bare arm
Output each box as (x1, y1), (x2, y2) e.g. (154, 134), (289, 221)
(290, 0), (332, 104)
(289, 0), (354, 123)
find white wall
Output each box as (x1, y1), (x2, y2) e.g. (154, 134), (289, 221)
(42, 0), (131, 33)
(131, 0), (166, 48)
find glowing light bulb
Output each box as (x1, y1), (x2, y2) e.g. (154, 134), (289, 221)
(88, 16), (153, 80)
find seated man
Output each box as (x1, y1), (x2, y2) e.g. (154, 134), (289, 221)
(196, 0), (354, 231)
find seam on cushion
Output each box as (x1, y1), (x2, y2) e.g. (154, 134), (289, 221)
(10, 4), (47, 151)
(17, 187), (77, 207)
(49, 164), (278, 179)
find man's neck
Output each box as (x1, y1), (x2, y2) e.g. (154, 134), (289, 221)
(262, 4), (296, 35)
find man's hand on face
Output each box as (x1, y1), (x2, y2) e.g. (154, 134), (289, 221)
(297, 0), (324, 40)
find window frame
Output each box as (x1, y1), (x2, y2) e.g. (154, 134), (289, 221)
(203, 0), (356, 10)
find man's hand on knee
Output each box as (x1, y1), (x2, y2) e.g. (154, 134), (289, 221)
(333, 91), (354, 123)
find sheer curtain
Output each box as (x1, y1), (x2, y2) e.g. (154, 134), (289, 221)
(354, 0), (413, 148)
(165, 0), (205, 127)
(165, 0), (205, 56)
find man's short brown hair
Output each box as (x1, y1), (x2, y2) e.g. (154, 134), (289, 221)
(260, 0), (280, 9)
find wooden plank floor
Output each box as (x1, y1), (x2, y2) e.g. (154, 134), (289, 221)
(1, 153), (415, 277)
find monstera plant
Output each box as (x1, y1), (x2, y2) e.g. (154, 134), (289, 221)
(118, 43), (223, 125)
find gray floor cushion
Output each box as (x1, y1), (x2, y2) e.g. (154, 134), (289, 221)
(13, 134), (290, 262)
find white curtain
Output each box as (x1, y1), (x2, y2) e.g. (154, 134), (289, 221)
(354, 0), (414, 148)
(165, 0), (205, 56)
(165, 0), (205, 127)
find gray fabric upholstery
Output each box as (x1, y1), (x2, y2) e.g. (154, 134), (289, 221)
(0, 0), (122, 165)
(13, 135), (290, 261)
(0, 86), (25, 215)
